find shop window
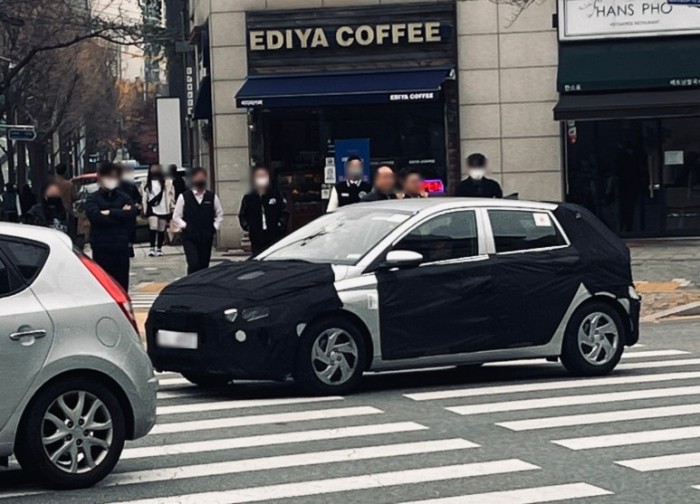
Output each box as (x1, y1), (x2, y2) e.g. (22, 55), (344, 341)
(488, 210), (565, 253)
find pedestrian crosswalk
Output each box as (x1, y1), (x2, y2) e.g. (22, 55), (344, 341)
(5, 344), (700, 503)
(130, 293), (158, 311)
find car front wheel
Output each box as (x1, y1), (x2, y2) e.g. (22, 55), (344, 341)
(14, 377), (126, 489)
(561, 301), (625, 376)
(294, 316), (367, 395)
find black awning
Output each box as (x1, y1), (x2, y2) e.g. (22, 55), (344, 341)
(235, 67), (453, 108)
(558, 38), (700, 94)
(192, 76), (212, 121)
(553, 90), (700, 121)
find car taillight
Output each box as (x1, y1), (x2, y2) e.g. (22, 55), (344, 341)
(79, 255), (139, 334)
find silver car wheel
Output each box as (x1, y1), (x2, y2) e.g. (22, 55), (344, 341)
(311, 328), (359, 386)
(578, 312), (619, 366)
(41, 391), (113, 474)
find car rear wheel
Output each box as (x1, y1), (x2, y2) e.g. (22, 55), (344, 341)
(14, 377), (126, 489)
(561, 301), (625, 376)
(294, 316), (367, 395)
(182, 373), (233, 388)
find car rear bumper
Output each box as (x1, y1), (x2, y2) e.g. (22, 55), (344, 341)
(132, 376), (158, 439)
(628, 297), (641, 346)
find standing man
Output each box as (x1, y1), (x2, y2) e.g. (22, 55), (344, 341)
(399, 168), (428, 199)
(239, 166), (289, 256)
(86, 162), (137, 291)
(173, 167), (224, 275)
(362, 165), (398, 202)
(119, 163), (143, 258)
(455, 153), (503, 198)
(54, 163), (77, 214)
(0, 184), (21, 222)
(326, 155), (372, 212)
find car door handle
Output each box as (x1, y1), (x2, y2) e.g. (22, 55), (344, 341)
(10, 329), (47, 341)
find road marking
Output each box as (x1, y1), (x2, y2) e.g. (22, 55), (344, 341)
(447, 385), (700, 416)
(498, 403), (700, 431)
(157, 396), (344, 415)
(616, 452), (700, 472)
(400, 482), (612, 503)
(405, 371), (700, 402)
(151, 406), (383, 434)
(106, 460), (539, 504)
(106, 439), (478, 487)
(618, 358), (700, 371)
(553, 425), (700, 450)
(619, 349), (690, 359)
(123, 421), (428, 460)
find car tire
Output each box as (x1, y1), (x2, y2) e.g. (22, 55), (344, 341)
(14, 377), (126, 489)
(294, 316), (367, 395)
(182, 373), (233, 388)
(560, 301), (626, 376)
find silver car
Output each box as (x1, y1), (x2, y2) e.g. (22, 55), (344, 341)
(147, 199), (640, 395)
(0, 224), (157, 488)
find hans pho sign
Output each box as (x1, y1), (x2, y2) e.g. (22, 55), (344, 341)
(249, 22), (444, 51)
(558, 0), (700, 40)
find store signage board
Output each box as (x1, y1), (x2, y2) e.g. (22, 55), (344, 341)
(558, 0), (700, 40)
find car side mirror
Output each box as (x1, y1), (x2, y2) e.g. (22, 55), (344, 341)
(382, 250), (424, 269)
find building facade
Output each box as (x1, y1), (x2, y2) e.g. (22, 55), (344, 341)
(189, 0), (561, 248)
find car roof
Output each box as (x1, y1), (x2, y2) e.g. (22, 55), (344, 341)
(355, 197), (560, 213)
(0, 223), (72, 248)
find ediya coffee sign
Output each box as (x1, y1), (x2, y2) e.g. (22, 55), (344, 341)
(559, 0), (700, 40)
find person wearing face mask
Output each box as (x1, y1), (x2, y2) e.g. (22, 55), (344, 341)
(455, 153), (503, 199)
(326, 155), (372, 212)
(143, 164), (175, 257)
(239, 166), (289, 256)
(173, 167), (224, 274)
(26, 182), (76, 238)
(86, 162), (138, 290)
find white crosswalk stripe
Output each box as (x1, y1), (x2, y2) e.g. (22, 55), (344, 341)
(130, 293), (159, 310)
(553, 425), (700, 450)
(156, 395), (344, 415)
(616, 452), (700, 472)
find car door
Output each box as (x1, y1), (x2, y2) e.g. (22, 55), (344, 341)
(376, 209), (502, 360)
(487, 208), (580, 348)
(0, 238), (54, 432)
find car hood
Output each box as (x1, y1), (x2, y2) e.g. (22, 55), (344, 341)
(151, 260), (341, 315)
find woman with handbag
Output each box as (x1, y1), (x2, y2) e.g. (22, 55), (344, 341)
(142, 163), (175, 257)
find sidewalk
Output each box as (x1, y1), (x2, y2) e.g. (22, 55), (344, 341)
(128, 240), (700, 323)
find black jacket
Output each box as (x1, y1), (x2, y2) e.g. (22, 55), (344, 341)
(361, 190), (397, 202)
(26, 201), (75, 238)
(455, 177), (503, 199)
(86, 188), (137, 253)
(239, 190), (289, 238)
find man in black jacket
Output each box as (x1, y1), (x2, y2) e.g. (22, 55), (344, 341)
(239, 166), (289, 256)
(362, 165), (398, 202)
(455, 153), (503, 199)
(86, 162), (138, 290)
(326, 155), (372, 212)
(173, 167), (224, 275)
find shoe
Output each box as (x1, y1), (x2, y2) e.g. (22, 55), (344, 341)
(156, 248), (164, 257)
(148, 248), (156, 257)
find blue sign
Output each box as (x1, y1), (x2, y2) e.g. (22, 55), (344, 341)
(335, 138), (371, 182)
(7, 128), (36, 142)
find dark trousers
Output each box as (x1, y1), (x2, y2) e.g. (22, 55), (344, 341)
(250, 230), (282, 256)
(183, 237), (213, 275)
(92, 249), (131, 291)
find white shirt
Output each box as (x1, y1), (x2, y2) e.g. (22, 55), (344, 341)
(173, 190), (224, 231)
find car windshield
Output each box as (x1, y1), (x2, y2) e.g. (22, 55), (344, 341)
(260, 206), (413, 265)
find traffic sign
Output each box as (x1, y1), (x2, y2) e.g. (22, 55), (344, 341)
(7, 127), (36, 142)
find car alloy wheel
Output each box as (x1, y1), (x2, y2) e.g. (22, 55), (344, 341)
(42, 391), (113, 475)
(311, 328), (359, 386)
(577, 312), (619, 366)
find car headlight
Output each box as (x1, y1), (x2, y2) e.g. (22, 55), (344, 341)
(242, 306), (270, 322)
(224, 308), (238, 323)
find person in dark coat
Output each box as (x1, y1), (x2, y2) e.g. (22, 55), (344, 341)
(19, 184), (37, 216)
(326, 155), (372, 212)
(1, 183), (21, 222)
(119, 164), (143, 258)
(455, 153), (503, 199)
(362, 165), (398, 202)
(26, 182), (75, 238)
(169, 164), (186, 201)
(173, 167), (224, 275)
(239, 166), (289, 256)
(86, 162), (138, 291)
(399, 168), (428, 199)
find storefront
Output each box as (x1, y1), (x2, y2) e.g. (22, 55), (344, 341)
(555, 0), (700, 236)
(235, 3), (459, 228)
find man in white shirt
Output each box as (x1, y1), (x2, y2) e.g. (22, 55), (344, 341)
(172, 167), (224, 275)
(326, 155), (372, 212)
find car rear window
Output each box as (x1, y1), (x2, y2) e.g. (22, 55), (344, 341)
(488, 209), (567, 253)
(1, 239), (50, 283)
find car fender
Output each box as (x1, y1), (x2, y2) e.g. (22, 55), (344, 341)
(334, 274), (381, 364)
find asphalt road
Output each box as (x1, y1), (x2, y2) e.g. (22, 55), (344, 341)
(3, 320), (700, 504)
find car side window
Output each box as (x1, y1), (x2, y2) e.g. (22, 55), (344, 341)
(394, 211), (479, 263)
(1, 239), (49, 283)
(0, 256), (13, 296)
(488, 209), (566, 253)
